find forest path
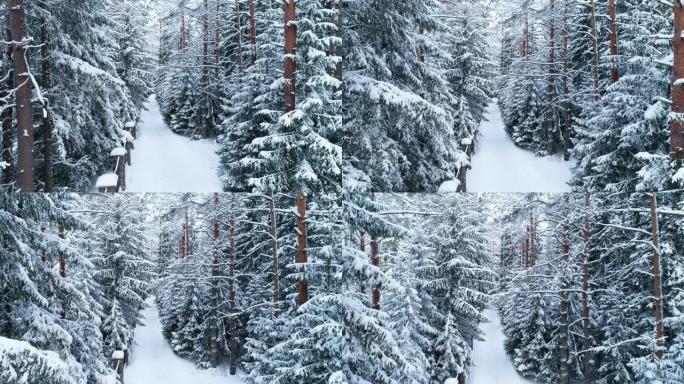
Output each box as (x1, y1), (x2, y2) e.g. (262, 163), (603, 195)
(440, 102), (571, 192)
(469, 308), (531, 384)
(127, 298), (244, 384)
(125, 95), (223, 192)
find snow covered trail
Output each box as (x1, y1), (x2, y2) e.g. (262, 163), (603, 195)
(125, 95), (223, 192)
(127, 298), (244, 384)
(441, 103), (571, 192)
(469, 308), (531, 384)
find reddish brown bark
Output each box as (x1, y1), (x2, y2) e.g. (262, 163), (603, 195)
(588, 0), (600, 101)
(360, 231), (366, 293)
(40, 1), (53, 191)
(296, 192), (308, 306)
(546, 0), (557, 155)
(581, 193), (593, 383)
(649, 194), (665, 359)
(249, 0), (256, 65)
(228, 212), (238, 375)
(1, 28), (13, 185)
(210, 193), (220, 368)
(672, 0), (684, 159)
(235, 0), (244, 81)
(559, 194), (570, 384)
(9, 0), (34, 192)
(609, 0), (619, 84)
(370, 236), (380, 310)
(180, 12), (186, 50)
(283, 0), (296, 112)
(269, 193), (280, 318)
(561, 0), (572, 160)
(58, 226), (65, 277)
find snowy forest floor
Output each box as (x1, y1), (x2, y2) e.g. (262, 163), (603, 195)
(441, 103), (572, 192)
(126, 297), (244, 384)
(125, 95), (223, 192)
(469, 308), (532, 384)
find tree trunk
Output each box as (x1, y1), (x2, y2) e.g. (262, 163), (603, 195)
(546, 0), (557, 155)
(58, 226), (65, 277)
(672, 0), (684, 160)
(370, 236), (380, 310)
(561, 0), (572, 160)
(210, 193), (220, 368)
(269, 193), (280, 318)
(559, 194), (570, 384)
(283, 0), (296, 112)
(296, 192), (308, 306)
(1, 28), (14, 185)
(335, 0), (343, 79)
(9, 0), (34, 192)
(201, 0), (210, 138)
(180, 12), (186, 50)
(418, 26), (425, 62)
(249, 0), (256, 65)
(581, 192), (593, 383)
(648, 194), (665, 359)
(608, 0), (619, 84)
(235, 0), (244, 82)
(360, 231), (366, 293)
(228, 213), (238, 375)
(523, 17), (529, 57)
(529, 212), (537, 267)
(40, 1), (54, 191)
(588, 0), (600, 101)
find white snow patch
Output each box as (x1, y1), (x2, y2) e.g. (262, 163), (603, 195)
(469, 308), (531, 384)
(96, 173), (118, 188)
(467, 103), (571, 192)
(127, 298), (245, 384)
(125, 121), (136, 129)
(438, 179), (461, 193)
(111, 147), (127, 157)
(112, 350), (125, 360)
(124, 95), (223, 192)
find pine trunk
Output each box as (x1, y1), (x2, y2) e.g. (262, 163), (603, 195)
(249, 0), (256, 65)
(559, 194), (570, 384)
(529, 213), (537, 267)
(228, 214), (238, 375)
(370, 236), (380, 310)
(283, 0), (296, 112)
(672, 0), (684, 159)
(561, 0), (572, 160)
(296, 192), (308, 306)
(9, 0), (34, 192)
(418, 26), (425, 62)
(40, 5), (54, 192)
(269, 193), (280, 318)
(648, 194), (665, 359)
(546, 0), (557, 155)
(360, 231), (366, 293)
(1, 28), (13, 185)
(202, 0), (210, 137)
(581, 193), (593, 383)
(235, 0), (244, 81)
(609, 0), (619, 84)
(588, 0), (600, 100)
(58, 226), (65, 277)
(210, 194), (220, 368)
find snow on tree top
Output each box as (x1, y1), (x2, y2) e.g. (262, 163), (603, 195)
(110, 147), (127, 157)
(461, 138), (473, 146)
(124, 121), (136, 128)
(112, 350), (125, 359)
(96, 173), (119, 188)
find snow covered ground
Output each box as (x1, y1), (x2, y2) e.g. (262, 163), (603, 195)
(469, 308), (531, 384)
(127, 298), (244, 384)
(439, 103), (571, 192)
(125, 95), (223, 192)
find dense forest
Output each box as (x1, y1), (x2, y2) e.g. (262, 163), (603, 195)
(345, 192), (684, 383)
(344, 0), (684, 193)
(0, 192), (342, 384)
(0, 0), (341, 193)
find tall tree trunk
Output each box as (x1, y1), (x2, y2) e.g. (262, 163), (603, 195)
(546, 0), (557, 155)
(283, 0), (296, 112)
(648, 194), (665, 359)
(228, 213), (238, 375)
(529, 212), (537, 267)
(202, 0), (210, 137)
(335, 0), (343, 79)
(40, 2), (54, 192)
(235, 0), (244, 82)
(581, 193), (593, 383)
(418, 26), (425, 62)
(296, 192), (308, 306)
(523, 16), (529, 57)
(559, 194), (570, 384)
(249, 0), (256, 65)
(608, 0), (619, 84)
(9, 0), (34, 192)
(561, 0), (572, 160)
(58, 226), (65, 277)
(269, 193), (280, 318)
(360, 231), (366, 293)
(210, 193), (220, 368)
(1, 28), (14, 185)
(588, 0), (600, 101)
(672, 0), (684, 160)
(370, 236), (380, 310)
(180, 12), (186, 50)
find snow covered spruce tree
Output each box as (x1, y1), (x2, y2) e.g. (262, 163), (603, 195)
(343, 0), (493, 192)
(0, 0), (153, 191)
